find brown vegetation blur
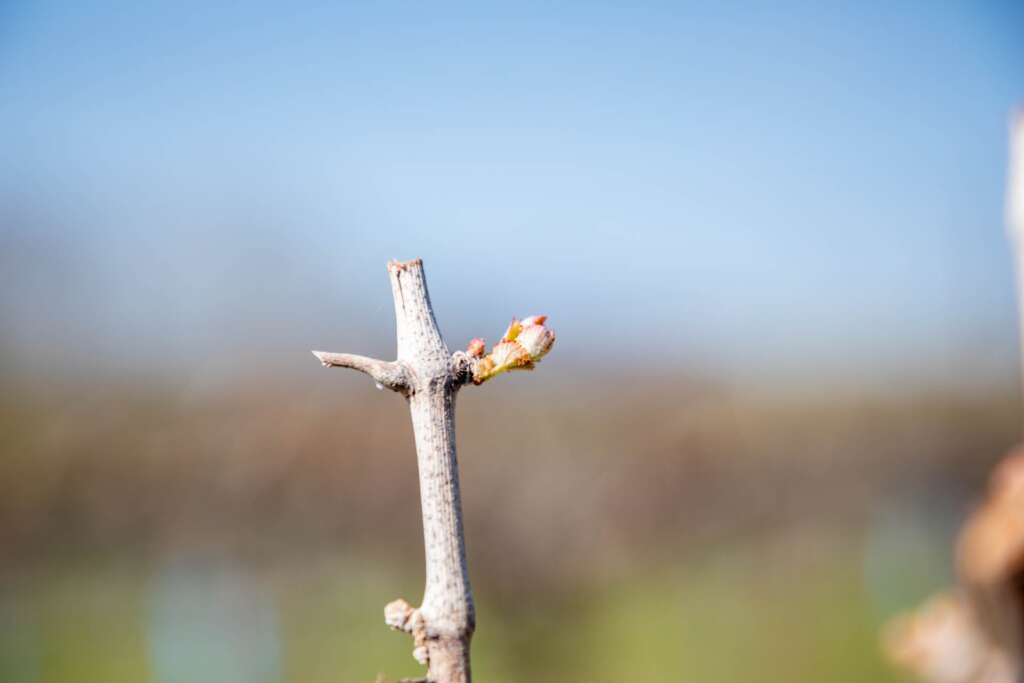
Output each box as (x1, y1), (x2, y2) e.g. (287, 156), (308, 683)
(2, 366), (1017, 598)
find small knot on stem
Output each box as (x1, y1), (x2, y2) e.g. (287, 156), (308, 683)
(385, 598), (429, 665)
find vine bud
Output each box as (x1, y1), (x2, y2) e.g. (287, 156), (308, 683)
(472, 315), (555, 384)
(466, 338), (486, 358)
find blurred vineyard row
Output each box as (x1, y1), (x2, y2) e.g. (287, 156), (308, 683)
(2, 368), (1016, 587)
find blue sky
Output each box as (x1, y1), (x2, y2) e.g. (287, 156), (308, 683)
(1, 1), (1023, 389)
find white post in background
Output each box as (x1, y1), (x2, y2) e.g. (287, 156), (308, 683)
(1007, 110), (1024, 395)
(882, 107), (1024, 683)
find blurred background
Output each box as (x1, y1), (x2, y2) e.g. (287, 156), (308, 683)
(2, 2), (1024, 681)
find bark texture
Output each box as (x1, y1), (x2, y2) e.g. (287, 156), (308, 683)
(313, 259), (476, 683)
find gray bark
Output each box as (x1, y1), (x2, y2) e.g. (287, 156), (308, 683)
(313, 259), (477, 683)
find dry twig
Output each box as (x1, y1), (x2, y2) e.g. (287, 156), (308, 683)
(313, 259), (554, 683)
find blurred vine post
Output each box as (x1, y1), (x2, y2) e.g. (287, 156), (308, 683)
(311, 259), (554, 683)
(883, 110), (1024, 683)
(1010, 110), (1024, 402)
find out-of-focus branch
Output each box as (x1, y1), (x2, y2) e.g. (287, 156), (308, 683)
(884, 450), (1024, 683)
(884, 106), (1024, 683)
